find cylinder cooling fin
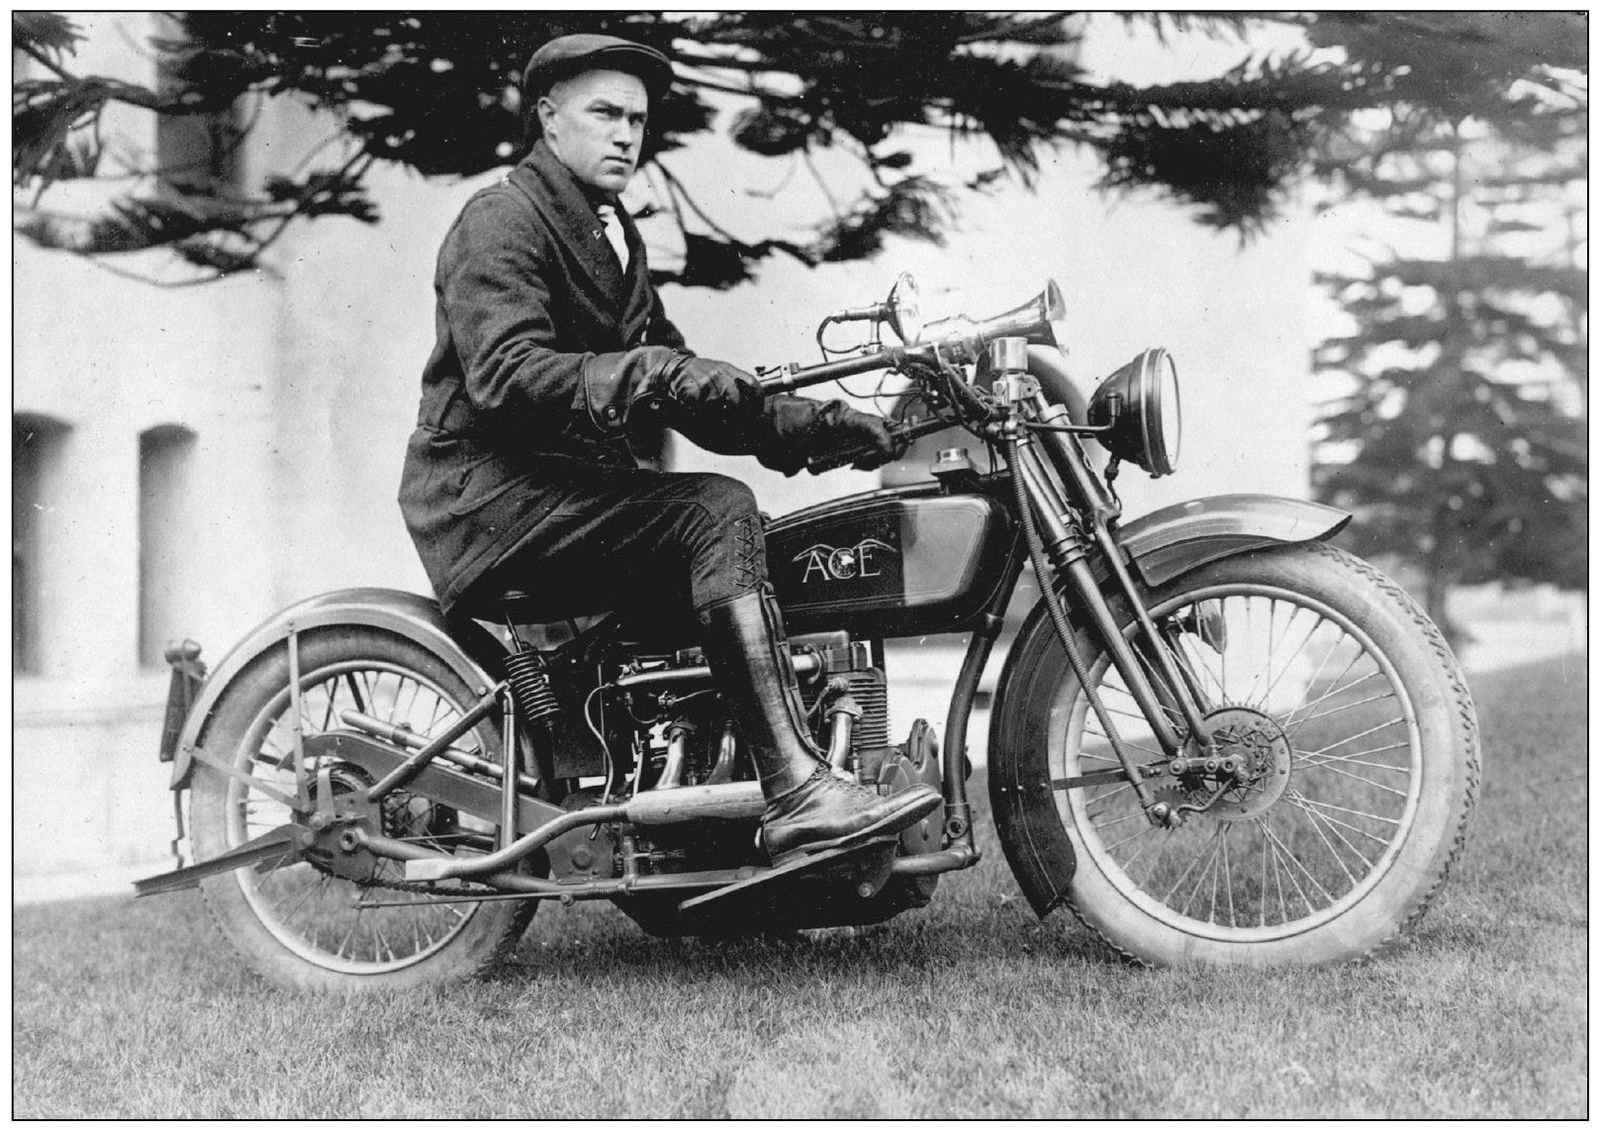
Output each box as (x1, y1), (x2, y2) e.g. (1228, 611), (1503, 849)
(840, 667), (889, 750)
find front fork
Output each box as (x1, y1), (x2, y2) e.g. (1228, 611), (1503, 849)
(991, 345), (1214, 826)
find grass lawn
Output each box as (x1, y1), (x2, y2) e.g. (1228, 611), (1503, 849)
(13, 654), (1586, 1118)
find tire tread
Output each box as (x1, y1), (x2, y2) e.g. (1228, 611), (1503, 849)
(1055, 541), (1481, 966)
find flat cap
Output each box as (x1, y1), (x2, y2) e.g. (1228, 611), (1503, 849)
(522, 33), (674, 100)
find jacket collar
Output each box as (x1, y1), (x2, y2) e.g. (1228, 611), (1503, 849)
(512, 139), (626, 295)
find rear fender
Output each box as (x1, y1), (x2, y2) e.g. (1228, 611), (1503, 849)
(169, 588), (506, 789)
(987, 493), (1349, 918)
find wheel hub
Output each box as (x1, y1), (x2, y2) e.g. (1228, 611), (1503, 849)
(297, 764), (384, 882)
(1154, 707), (1293, 821)
(1198, 706), (1293, 820)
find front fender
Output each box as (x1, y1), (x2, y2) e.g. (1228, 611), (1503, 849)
(1116, 494), (1349, 589)
(987, 493), (1348, 918)
(169, 588), (506, 789)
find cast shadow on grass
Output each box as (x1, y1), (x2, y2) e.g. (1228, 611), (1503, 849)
(489, 888), (1131, 991)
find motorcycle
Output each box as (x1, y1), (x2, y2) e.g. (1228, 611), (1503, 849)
(139, 275), (1481, 992)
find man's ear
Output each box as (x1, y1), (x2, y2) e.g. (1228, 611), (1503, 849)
(535, 94), (558, 138)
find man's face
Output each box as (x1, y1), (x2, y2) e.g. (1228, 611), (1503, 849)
(537, 69), (649, 194)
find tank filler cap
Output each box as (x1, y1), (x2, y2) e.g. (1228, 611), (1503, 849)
(931, 447), (976, 482)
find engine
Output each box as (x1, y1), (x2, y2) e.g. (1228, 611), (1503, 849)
(533, 627), (943, 911)
(619, 630), (889, 789)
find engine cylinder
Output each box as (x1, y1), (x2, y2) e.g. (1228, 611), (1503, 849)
(841, 667), (889, 749)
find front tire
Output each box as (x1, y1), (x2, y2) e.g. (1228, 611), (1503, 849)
(189, 627), (538, 993)
(1001, 542), (1481, 966)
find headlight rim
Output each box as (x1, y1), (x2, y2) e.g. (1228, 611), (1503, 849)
(1088, 346), (1182, 478)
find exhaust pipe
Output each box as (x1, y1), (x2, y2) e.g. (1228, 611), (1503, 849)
(403, 781), (766, 881)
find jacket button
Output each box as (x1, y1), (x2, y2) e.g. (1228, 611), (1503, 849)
(605, 407), (619, 420)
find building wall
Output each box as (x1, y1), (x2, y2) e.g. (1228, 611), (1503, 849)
(12, 19), (1311, 885)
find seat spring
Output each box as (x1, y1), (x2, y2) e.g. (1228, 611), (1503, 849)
(505, 646), (562, 724)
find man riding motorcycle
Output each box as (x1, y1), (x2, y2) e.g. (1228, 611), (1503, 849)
(397, 33), (941, 865)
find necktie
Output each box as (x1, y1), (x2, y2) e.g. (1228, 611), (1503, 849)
(596, 204), (630, 269)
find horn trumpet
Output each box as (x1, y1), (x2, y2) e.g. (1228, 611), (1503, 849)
(918, 280), (1065, 361)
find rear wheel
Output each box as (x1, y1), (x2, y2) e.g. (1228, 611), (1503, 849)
(1005, 542), (1480, 966)
(189, 628), (538, 992)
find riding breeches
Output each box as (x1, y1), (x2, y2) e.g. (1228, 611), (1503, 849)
(475, 468), (769, 622)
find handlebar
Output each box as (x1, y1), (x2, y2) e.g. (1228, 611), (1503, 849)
(757, 277), (1063, 471)
(758, 338), (1009, 474)
(802, 414), (957, 474)
(756, 344), (930, 396)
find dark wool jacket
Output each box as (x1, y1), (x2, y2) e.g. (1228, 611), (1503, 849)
(398, 140), (691, 615)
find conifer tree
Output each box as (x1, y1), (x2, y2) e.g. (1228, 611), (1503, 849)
(1310, 30), (1586, 636)
(12, 12), (1585, 287)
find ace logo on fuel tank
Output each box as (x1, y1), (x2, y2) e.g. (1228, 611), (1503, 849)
(793, 538), (895, 584)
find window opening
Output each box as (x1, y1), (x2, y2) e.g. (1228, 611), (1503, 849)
(139, 424), (198, 668)
(13, 415), (71, 675)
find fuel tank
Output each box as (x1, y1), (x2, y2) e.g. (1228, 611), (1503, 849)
(765, 482), (1018, 638)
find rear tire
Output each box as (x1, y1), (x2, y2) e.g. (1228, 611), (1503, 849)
(190, 627), (538, 992)
(1001, 543), (1480, 966)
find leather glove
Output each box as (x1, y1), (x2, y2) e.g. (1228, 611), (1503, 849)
(756, 396), (904, 475)
(581, 349), (761, 436)
(660, 355), (763, 425)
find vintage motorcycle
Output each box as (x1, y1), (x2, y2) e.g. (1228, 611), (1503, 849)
(140, 275), (1481, 992)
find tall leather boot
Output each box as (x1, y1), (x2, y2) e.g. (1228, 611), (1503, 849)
(697, 588), (941, 866)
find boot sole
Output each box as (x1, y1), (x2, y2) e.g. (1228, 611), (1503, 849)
(768, 790), (942, 868)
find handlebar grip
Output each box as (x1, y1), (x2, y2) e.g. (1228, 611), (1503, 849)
(804, 444), (870, 475)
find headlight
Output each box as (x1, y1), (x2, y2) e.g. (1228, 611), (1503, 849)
(885, 272), (922, 343)
(1087, 347), (1181, 477)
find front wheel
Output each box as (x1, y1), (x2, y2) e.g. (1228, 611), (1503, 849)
(1003, 542), (1481, 966)
(189, 627), (539, 993)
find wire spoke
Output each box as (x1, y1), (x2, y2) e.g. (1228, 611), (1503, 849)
(1283, 652), (1369, 735)
(1260, 823), (1314, 916)
(1290, 792), (1405, 830)
(1100, 822), (1156, 855)
(1089, 806), (1146, 832)
(1294, 755), (1411, 798)
(344, 671), (369, 715)
(215, 659), (493, 971)
(1287, 791), (1391, 853)
(1259, 820), (1334, 909)
(368, 669), (388, 714)
(266, 870), (328, 923)
(1176, 630), (1230, 704)
(1117, 828), (1164, 879)
(1084, 727), (1168, 760)
(1304, 715), (1407, 757)
(1292, 689), (1395, 728)
(1256, 611), (1325, 711)
(1219, 825), (1237, 927)
(1285, 673), (1388, 737)
(1298, 741), (1411, 770)
(1284, 628), (1350, 725)
(1059, 573), (1434, 940)
(1157, 823), (1223, 907)
(1176, 826), (1228, 917)
(1285, 793), (1362, 887)
(1258, 830), (1274, 927)
(318, 686), (338, 730)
